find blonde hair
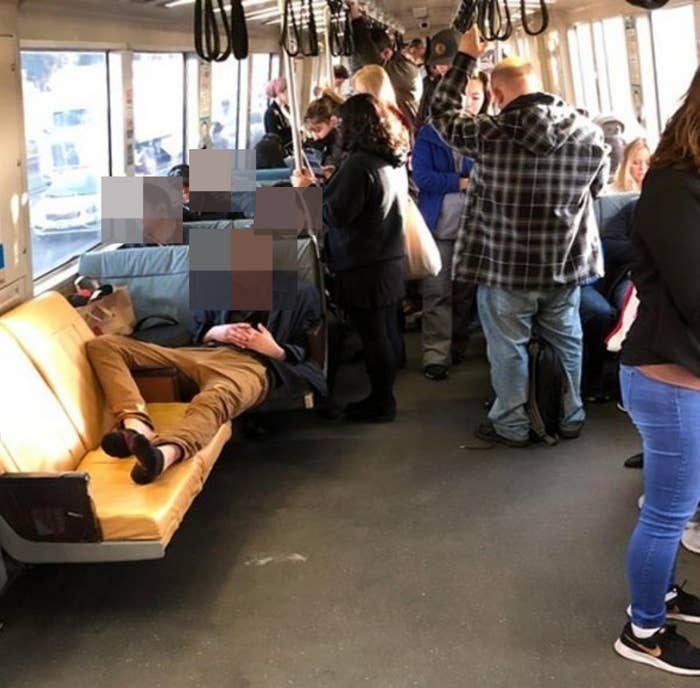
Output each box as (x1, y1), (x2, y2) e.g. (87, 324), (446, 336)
(491, 57), (538, 91)
(352, 65), (397, 106)
(612, 138), (650, 192)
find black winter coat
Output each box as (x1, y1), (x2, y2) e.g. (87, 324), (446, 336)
(322, 148), (408, 273)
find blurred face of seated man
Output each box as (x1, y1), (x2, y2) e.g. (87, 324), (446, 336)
(489, 57), (539, 111)
(143, 183), (182, 244)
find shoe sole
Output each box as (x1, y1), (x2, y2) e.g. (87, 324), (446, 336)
(667, 612), (700, 624)
(681, 534), (700, 555)
(614, 639), (700, 676)
(474, 429), (529, 449)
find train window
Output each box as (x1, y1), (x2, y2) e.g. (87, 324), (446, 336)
(567, 28), (585, 109)
(573, 24), (600, 114)
(211, 59), (240, 149)
(271, 53), (280, 78)
(650, 3), (698, 129)
(591, 22), (611, 113)
(20, 51), (109, 279)
(185, 54), (200, 154)
(132, 53), (185, 176)
(635, 15), (660, 146)
(602, 17), (635, 128)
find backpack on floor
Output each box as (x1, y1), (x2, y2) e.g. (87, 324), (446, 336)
(527, 337), (566, 445)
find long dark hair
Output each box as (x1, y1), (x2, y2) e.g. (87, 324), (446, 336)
(338, 93), (410, 166)
(652, 66), (700, 174)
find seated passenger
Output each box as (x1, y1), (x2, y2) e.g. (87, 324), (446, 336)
(87, 280), (326, 484)
(580, 195), (640, 401)
(609, 138), (651, 193)
(413, 70), (490, 380)
(255, 133), (287, 170)
(167, 163), (247, 223)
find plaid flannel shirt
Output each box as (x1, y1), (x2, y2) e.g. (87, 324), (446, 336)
(430, 53), (609, 291)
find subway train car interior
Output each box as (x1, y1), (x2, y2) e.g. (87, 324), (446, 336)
(1, 0), (700, 684)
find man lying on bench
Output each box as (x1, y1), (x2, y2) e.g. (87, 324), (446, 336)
(86, 280), (326, 484)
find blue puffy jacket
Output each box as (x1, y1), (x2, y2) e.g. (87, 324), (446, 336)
(412, 124), (474, 232)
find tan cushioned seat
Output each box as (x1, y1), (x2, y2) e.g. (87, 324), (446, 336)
(1, 292), (231, 544)
(0, 292), (106, 450)
(78, 403), (231, 543)
(0, 328), (84, 474)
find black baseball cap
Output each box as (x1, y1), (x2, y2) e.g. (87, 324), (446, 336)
(427, 29), (460, 67)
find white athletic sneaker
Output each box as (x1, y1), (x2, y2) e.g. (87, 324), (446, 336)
(682, 522), (700, 555)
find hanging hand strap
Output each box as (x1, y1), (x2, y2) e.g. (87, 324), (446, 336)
(521, 0), (548, 36)
(452, 0), (480, 33)
(281, 0), (302, 57)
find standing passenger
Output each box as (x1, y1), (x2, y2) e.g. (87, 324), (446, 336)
(293, 94), (410, 422)
(264, 77), (293, 156)
(414, 71), (490, 380)
(430, 29), (608, 446)
(417, 29), (460, 127)
(347, 1), (422, 135)
(614, 67), (700, 676)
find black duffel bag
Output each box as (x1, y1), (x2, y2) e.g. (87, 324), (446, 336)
(130, 315), (193, 348)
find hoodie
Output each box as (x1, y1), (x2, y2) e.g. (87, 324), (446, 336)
(430, 53), (609, 291)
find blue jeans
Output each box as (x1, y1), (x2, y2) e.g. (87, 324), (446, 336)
(580, 284), (617, 397)
(620, 365), (700, 628)
(477, 286), (585, 440)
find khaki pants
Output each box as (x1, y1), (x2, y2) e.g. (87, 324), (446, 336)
(86, 335), (269, 458)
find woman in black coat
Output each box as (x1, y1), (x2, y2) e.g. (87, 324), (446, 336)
(264, 77), (293, 157)
(293, 93), (410, 422)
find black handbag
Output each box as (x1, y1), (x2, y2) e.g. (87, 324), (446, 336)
(130, 315), (193, 348)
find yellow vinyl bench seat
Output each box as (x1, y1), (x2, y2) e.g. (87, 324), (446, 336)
(0, 292), (231, 548)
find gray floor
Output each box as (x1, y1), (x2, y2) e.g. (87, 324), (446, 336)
(0, 336), (698, 688)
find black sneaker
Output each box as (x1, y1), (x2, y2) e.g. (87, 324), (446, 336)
(558, 421), (584, 439)
(624, 452), (644, 469)
(345, 396), (396, 423)
(475, 422), (529, 448)
(667, 583), (700, 623)
(424, 364), (449, 381)
(614, 622), (700, 675)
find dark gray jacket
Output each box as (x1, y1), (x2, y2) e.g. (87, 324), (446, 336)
(192, 280), (327, 398)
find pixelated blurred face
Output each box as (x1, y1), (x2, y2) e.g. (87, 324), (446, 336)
(143, 189), (181, 244)
(630, 147), (650, 187)
(464, 78), (485, 116)
(434, 64), (450, 77)
(306, 118), (336, 141)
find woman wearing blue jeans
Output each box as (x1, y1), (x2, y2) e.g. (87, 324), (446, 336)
(615, 67), (700, 676)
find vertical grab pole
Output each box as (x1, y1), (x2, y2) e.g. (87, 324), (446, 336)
(325, 4), (334, 90)
(284, 53), (304, 171)
(279, 0), (304, 171)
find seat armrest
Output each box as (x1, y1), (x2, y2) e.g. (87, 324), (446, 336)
(0, 472), (102, 543)
(132, 367), (183, 403)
